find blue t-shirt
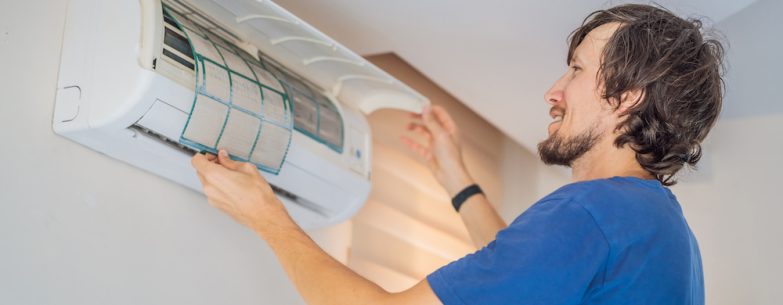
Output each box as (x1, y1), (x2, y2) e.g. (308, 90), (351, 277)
(427, 177), (704, 305)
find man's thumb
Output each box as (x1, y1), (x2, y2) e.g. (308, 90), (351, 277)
(217, 149), (243, 171)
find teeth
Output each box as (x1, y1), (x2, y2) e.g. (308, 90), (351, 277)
(553, 115), (563, 122)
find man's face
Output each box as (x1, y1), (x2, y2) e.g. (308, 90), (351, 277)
(538, 23), (621, 166)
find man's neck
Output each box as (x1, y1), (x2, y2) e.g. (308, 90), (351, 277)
(571, 137), (653, 183)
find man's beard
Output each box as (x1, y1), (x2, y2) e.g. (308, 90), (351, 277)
(538, 124), (601, 167)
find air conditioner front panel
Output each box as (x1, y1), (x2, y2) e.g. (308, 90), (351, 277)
(53, 0), (423, 228)
(186, 0), (430, 114)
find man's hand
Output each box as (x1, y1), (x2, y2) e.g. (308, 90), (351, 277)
(402, 105), (474, 197)
(402, 105), (507, 248)
(191, 150), (295, 237)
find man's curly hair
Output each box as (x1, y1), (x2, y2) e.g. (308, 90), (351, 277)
(568, 4), (725, 186)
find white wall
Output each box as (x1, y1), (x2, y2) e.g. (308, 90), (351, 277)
(675, 114), (783, 305)
(0, 2), (348, 304)
(672, 1), (783, 304)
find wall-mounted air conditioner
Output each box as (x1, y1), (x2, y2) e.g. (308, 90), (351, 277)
(53, 0), (429, 228)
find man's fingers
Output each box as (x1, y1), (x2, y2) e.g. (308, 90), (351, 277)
(407, 123), (432, 142)
(193, 153), (232, 188)
(193, 153), (234, 188)
(239, 162), (262, 176)
(431, 105), (458, 135)
(192, 153), (219, 174)
(205, 153), (217, 162)
(216, 149), (244, 171)
(400, 136), (434, 161)
(421, 106), (446, 137)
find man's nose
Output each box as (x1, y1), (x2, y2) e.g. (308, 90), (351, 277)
(544, 79), (565, 106)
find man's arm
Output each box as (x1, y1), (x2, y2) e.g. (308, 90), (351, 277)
(192, 151), (442, 305)
(456, 193), (505, 248)
(401, 106), (507, 248)
(263, 214), (440, 305)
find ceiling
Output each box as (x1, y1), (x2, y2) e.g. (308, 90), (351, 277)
(274, 0), (757, 152)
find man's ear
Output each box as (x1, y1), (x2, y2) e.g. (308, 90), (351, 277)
(618, 88), (645, 115)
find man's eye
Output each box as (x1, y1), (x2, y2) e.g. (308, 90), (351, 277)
(571, 65), (582, 72)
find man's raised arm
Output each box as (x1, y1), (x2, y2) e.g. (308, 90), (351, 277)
(401, 105), (507, 248)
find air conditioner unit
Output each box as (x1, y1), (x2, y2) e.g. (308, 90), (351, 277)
(53, 0), (429, 229)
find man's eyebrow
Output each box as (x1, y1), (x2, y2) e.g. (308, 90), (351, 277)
(570, 55), (583, 65)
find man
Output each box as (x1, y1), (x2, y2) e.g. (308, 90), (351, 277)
(191, 4), (723, 305)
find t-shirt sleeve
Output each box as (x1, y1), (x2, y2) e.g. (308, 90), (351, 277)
(426, 198), (610, 305)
